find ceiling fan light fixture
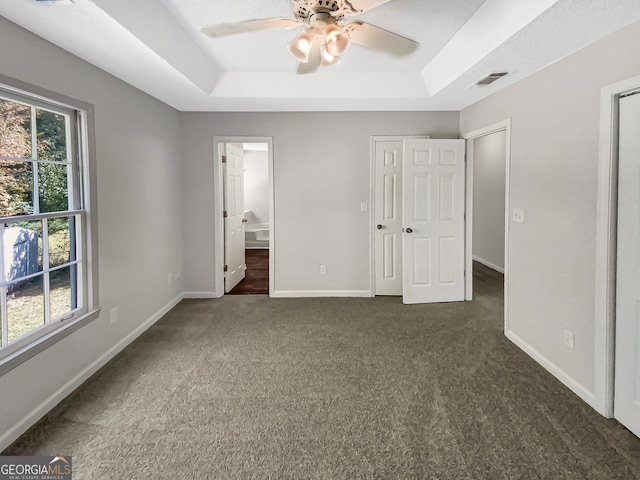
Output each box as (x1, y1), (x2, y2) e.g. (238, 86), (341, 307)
(200, 0), (420, 74)
(287, 31), (313, 62)
(324, 24), (350, 56)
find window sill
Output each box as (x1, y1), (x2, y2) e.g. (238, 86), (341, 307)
(0, 307), (102, 377)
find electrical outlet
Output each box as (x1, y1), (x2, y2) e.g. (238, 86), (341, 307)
(320, 265), (327, 275)
(360, 201), (368, 212)
(563, 330), (575, 349)
(167, 273), (173, 285)
(110, 307), (118, 324)
(513, 208), (525, 224)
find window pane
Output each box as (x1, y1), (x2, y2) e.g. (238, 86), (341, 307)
(50, 265), (77, 320)
(38, 163), (69, 213)
(36, 109), (67, 162)
(7, 274), (45, 343)
(0, 160), (34, 217)
(3, 221), (43, 283)
(0, 98), (31, 159)
(48, 216), (76, 267)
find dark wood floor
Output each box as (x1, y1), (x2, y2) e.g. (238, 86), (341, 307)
(228, 249), (269, 295)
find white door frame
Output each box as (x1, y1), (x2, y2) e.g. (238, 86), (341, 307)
(369, 135), (429, 295)
(594, 74), (640, 418)
(461, 119), (511, 311)
(214, 136), (274, 297)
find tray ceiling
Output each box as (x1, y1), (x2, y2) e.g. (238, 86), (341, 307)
(2, 0), (639, 111)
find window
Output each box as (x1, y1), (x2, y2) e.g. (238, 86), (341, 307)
(0, 81), (98, 370)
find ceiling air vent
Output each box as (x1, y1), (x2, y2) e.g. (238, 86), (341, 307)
(34, 0), (75, 5)
(475, 72), (508, 86)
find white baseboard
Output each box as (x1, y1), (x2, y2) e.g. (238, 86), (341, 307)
(271, 290), (372, 298)
(473, 255), (505, 274)
(505, 329), (598, 411)
(0, 293), (184, 452)
(183, 291), (221, 299)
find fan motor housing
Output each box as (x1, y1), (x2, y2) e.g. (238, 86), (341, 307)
(293, 0), (349, 24)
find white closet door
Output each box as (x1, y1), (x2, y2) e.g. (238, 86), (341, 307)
(374, 141), (403, 295)
(615, 92), (640, 438)
(402, 139), (466, 304)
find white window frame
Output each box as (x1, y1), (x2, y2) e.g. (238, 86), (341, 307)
(0, 75), (99, 375)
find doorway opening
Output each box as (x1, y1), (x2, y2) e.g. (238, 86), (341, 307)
(229, 142), (270, 295)
(462, 119), (511, 323)
(214, 137), (274, 297)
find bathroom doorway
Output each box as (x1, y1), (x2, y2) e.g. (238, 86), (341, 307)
(213, 136), (275, 296)
(228, 142), (270, 295)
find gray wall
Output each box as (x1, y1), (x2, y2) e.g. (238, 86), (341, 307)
(472, 130), (506, 271)
(181, 111), (460, 295)
(0, 18), (184, 448)
(243, 149), (270, 226)
(461, 19), (640, 402)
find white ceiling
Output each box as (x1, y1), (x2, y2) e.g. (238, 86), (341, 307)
(2, 0), (640, 112)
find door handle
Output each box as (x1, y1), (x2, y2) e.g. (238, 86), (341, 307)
(242, 218), (248, 223)
(405, 227), (413, 233)
(376, 224), (383, 230)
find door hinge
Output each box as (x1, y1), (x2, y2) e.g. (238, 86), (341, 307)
(223, 210), (228, 218)
(221, 155), (227, 163)
(224, 265), (228, 272)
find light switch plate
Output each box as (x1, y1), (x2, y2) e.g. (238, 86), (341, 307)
(513, 208), (525, 224)
(360, 201), (368, 212)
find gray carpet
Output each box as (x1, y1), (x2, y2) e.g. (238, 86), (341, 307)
(4, 264), (640, 479)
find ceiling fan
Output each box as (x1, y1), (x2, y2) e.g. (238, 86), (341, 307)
(200, 0), (419, 74)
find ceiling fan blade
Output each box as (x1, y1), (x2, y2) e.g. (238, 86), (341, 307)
(201, 18), (300, 38)
(345, 21), (419, 57)
(297, 40), (322, 75)
(344, 0), (391, 14)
